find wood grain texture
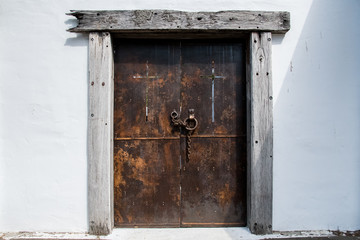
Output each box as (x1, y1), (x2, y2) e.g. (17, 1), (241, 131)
(67, 10), (290, 34)
(88, 32), (114, 235)
(247, 32), (273, 235)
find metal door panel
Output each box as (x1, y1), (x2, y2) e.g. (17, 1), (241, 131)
(114, 40), (181, 138)
(114, 40), (181, 227)
(113, 39), (246, 228)
(180, 41), (246, 136)
(114, 140), (180, 227)
(180, 41), (247, 227)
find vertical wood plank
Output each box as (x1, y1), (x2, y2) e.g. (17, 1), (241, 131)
(88, 32), (114, 235)
(248, 32), (273, 234)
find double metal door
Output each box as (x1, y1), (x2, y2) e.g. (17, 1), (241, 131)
(113, 39), (246, 227)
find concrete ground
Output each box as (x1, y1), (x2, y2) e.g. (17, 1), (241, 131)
(1, 228), (359, 240)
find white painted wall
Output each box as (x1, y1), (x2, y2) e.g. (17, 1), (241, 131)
(0, 0), (359, 233)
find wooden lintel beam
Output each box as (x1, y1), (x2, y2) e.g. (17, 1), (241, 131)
(67, 10), (290, 34)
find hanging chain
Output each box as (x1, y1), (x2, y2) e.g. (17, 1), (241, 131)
(186, 130), (192, 162)
(170, 109), (198, 163)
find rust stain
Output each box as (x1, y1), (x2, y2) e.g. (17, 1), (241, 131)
(156, 77), (166, 88)
(167, 71), (173, 81)
(131, 126), (141, 135)
(162, 142), (179, 202)
(217, 183), (235, 208)
(124, 141), (140, 148)
(220, 105), (234, 122)
(214, 125), (227, 134)
(127, 214), (133, 223)
(192, 68), (203, 84)
(114, 209), (123, 223)
(181, 74), (193, 88)
(115, 147), (159, 191)
(128, 158), (156, 193)
(114, 149), (126, 189)
(158, 104), (172, 135)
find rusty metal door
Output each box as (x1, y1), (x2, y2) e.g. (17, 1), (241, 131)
(113, 39), (246, 228)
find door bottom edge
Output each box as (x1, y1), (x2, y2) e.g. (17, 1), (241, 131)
(115, 223), (246, 228)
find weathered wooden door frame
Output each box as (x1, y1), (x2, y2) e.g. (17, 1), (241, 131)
(67, 10), (290, 236)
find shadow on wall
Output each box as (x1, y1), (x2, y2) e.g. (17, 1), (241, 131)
(64, 33), (88, 47)
(64, 19), (88, 47)
(273, 0), (360, 231)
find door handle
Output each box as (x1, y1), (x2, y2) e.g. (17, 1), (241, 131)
(170, 109), (198, 162)
(170, 109), (198, 131)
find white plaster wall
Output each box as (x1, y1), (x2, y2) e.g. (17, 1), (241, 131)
(0, 0), (359, 233)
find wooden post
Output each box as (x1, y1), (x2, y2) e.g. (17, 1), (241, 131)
(247, 32), (273, 234)
(88, 32), (114, 235)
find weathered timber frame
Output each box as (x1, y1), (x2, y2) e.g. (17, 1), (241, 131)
(67, 9), (290, 236)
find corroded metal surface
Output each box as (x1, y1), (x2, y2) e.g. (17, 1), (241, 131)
(180, 137), (246, 227)
(114, 39), (181, 138)
(114, 140), (181, 227)
(180, 41), (246, 226)
(114, 39), (246, 227)
(114, 40), (181, 227)
(180, 40), (246, 136)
